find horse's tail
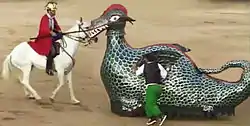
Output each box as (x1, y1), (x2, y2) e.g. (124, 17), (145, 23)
(1, 55), (12, 80)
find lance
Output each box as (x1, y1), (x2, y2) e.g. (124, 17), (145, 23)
(29, 30), (89, 40)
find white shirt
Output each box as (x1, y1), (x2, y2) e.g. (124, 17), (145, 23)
(46, 13), (55, 30)
(135, 63), (168, 79)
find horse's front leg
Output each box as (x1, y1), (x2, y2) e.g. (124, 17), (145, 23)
(66, 71), (80, 104)
(49, 68), (65, 102)
(23, 87), (35, 99)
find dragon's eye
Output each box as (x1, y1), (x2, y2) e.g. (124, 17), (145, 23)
(109, 15), (120, 22)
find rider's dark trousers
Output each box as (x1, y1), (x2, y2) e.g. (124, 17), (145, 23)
(46, 33), (62, 71)
(46, 43), (57, 70)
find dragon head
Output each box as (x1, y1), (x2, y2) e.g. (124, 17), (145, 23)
(88, 4), (136, 36)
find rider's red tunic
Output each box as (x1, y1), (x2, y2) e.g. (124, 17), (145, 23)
(28, 14), (61, 56)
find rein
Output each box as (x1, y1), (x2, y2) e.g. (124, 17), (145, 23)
(61, 23), (93, 48)
(58, 23), (93, 75)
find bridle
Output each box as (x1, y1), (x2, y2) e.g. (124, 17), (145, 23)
(58, 17), (97, 75)
(62, 18), (95, 48)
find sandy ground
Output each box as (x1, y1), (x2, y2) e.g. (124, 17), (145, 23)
(0, 0), (250, 126)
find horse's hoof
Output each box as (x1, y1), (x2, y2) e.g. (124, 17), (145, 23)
(72, 100), (81, 105)
(27, 96), (35, 100)
(49, 97), (55, 103)
(25, 94), (35, 100)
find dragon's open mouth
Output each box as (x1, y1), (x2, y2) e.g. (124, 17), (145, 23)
(86, 25), (108, 38)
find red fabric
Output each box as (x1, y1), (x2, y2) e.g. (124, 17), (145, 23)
(28, 14), (61, 56)
(103, 4), (128, 15)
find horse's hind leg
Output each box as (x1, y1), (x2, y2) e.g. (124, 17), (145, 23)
(18, 76), (35, 99)
(20, 65), (41, 101)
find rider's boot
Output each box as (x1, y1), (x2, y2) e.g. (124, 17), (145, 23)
(46, 53), (55, 76)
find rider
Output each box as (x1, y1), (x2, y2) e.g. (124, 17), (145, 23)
(133, 52), (167, 126)
(34, 1), (63, 76)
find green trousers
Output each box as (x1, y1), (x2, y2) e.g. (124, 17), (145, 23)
(145, 84), (162, 118)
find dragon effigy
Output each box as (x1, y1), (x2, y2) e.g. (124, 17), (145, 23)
(88, 4), (250, 118)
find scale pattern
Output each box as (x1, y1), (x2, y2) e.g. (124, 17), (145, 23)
(100, 33), (250, 117)
(92, 6), (250, 117)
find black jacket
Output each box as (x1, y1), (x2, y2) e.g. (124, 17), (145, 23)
(143, 61), (163, 84)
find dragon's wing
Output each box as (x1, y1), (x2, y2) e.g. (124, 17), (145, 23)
(156, 50), (183, 68)
(135, 49), (183, 69)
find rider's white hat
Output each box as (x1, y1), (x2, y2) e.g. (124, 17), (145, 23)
(45, 1), (57, 11)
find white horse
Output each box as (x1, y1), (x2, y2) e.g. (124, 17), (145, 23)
(1, 17), (102, 105)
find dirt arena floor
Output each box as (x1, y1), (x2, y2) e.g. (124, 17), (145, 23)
(0, 0), (250, 126)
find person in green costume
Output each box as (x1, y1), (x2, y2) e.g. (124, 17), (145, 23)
(133, 52), (167, 126)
